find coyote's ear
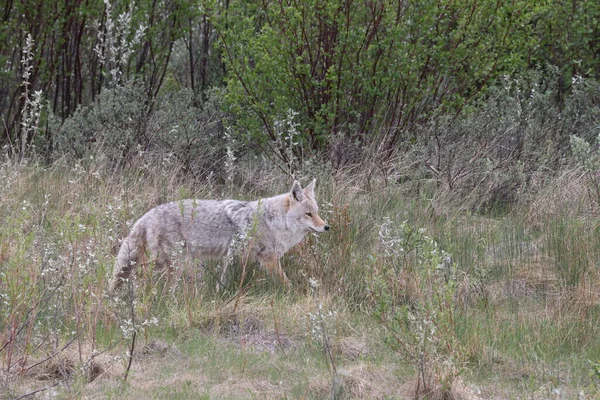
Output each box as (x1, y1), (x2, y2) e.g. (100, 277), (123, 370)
(303, 178), (316, 198)
(291, 180), (305, 202)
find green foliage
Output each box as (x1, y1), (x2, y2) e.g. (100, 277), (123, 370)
(0, 0), (215, 157)
(591, 360), (600, 382)
(131, 0), (202, 97)
(516, 0), (600, 91)
(399, 69), (600, 211)
(218, 0), (526, 157)
(571, 134), (600, 172)
(55, 82), (149, 160)
(2, 0), (599, 167)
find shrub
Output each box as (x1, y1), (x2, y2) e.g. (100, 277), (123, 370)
(53, 83), (228, 178)
(218, 0), (520, 161)
(404, 71), (600, 211)
(372, 218), (463, 399)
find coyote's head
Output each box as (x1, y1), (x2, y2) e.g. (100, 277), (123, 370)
(287, 179), (330, 234)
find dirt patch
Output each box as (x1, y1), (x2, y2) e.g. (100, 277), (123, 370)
(210, 376), (286, 398)
(306, 363), (405, 399)
(19, 342), (121, 384)
(397, 376), (485, 400)
(196, 307), (300, 354)
(196, 307), (264, 336)
(1, 341), (124, 399)
(335, 336), (369, 361)
(139, 339), (183, 358)
(227, 329), (298, 354)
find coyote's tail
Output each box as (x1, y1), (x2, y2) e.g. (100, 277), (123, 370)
(108, 224), (147, 293)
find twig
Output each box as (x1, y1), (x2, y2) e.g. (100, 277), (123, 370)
(270, 299), (287, 356)
(123, 277), (137, 381)
(223, 282), (252, 308)
(309, 281), (337, 400)
(19, 334), (79, 374)
(1, 280), (63, 364)
(13, 377), (70, 400)
(123, 331), (136, 382)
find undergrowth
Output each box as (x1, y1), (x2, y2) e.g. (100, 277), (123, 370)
(1, 155), (600, 399)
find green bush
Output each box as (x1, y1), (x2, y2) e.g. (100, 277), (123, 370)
(218, 0), (521, 161)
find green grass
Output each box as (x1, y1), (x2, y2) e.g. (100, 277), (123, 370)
(2, 159), (600, 399)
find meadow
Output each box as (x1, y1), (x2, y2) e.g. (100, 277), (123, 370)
(1, 154), (600, 399)
(2, 0), (600, 398)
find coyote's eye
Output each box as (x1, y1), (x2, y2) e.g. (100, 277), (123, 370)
(306, 212), (313, 218)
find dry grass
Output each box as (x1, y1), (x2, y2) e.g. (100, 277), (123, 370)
(2, 156), (600, 398)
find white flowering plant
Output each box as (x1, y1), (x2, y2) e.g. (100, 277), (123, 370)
(372, 218), (463, 397)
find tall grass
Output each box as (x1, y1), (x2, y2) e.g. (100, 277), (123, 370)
(1, 153), (600, 398)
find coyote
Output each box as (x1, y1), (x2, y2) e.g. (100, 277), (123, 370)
(109, 179), (329, 293)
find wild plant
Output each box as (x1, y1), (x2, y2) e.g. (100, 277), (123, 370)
(591, 360), (600, 384)
(307, 277), (340, 399)
(231, 202), (264, 310)
(372, 218), (463, 399)
(0, 165), (122, 396)
(224, 125), (237, 187)
(19, 33), (43, 161)
(93, 0), (146, 87)
(272, 109), (302, 176)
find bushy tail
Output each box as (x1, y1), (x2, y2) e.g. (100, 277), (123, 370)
(108, 224), (147, 293)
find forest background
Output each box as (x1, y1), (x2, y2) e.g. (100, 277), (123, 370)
(1, 0), (599, 178)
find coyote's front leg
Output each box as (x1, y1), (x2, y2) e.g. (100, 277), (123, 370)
(216, 255), (231, 292)
(258, 254), (291, 287)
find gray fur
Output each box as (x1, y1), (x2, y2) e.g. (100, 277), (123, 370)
(109, 180), (329, 293)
